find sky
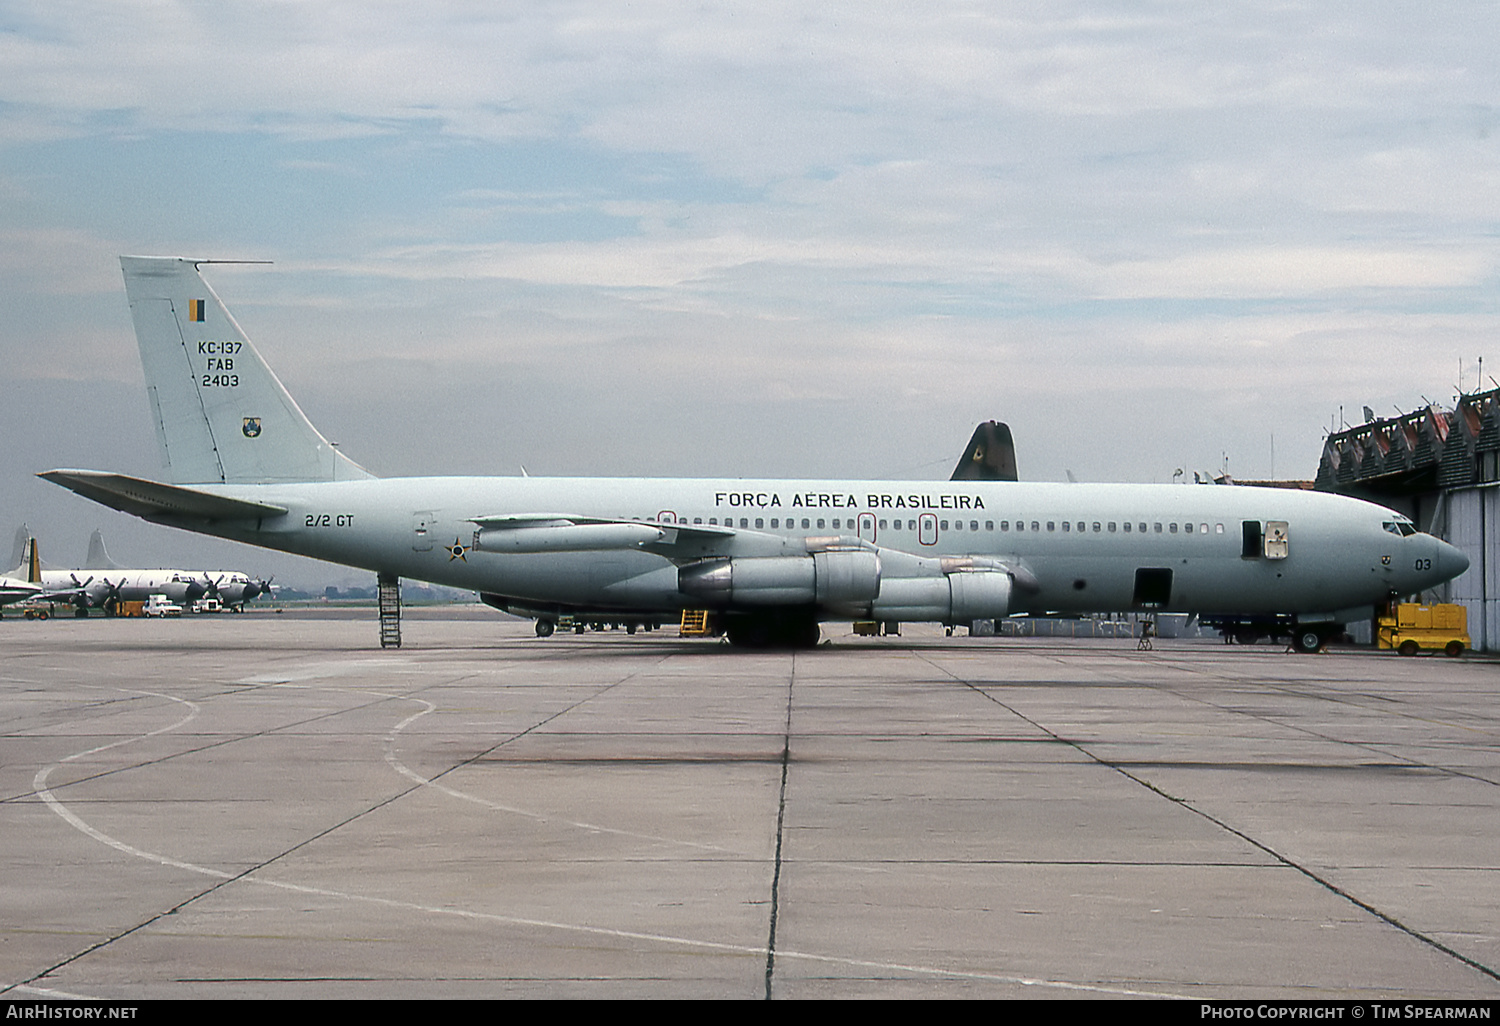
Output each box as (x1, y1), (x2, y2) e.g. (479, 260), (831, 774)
(2, 1), (1498, 588)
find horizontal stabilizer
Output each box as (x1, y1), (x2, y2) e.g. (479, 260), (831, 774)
(38, 470), (287, 521)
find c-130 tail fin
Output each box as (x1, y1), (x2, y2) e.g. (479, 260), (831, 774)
(119, 256), (373, 485)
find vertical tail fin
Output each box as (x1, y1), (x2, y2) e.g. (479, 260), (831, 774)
(85, 529), (120, 571)
(120, 257), (374, 485)
(950, 421), (1019, 482)
(24, 538), (41, 585)
(10, 525), (29, 575)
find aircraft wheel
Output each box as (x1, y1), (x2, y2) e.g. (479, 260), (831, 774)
(535, 620), (555, 638)
(626, 623), (637, 635)
(1292, 629), (1323, 653)
(1234, 628), (1259, 645)
(1444, 641), (1464, 657)
(1398, 640), (1420, 657)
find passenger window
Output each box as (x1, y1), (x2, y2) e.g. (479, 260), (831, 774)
(741, 518), (749, 528)
(970, 521), (979, 531)
(802, 519), (810, 529)
(1169, 522), (1178, 533)
(941, 520), (949, 530)
(1092, 522), (1101, 533)
(709, 518), (717, 525)
(1123, 522), (1131, 533)
(1185, 522), (1193, 534)
(985, 521), (994, 531)
(1139, 523), (1147, 533)
(1062, 521), (1071, 532)
(1108, 522), (1116, 532)
(1001, 521), (1010, 531)
(1046, 521), (1054, 531)
(817, 519), (825, 529)
(694, 518), (703, 524)
(1154, 523), (1163, 533)
(1216, 523), (1224, 534)
(879, 519), (887, 529)
(1077, 522), (1085, 533)
(1031, 521), (1040, 532)
(952, 520), (961, 531)
(1199, 523), (1207, 534)
(755, 518), (764, 529)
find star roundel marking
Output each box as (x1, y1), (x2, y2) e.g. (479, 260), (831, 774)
(445, 538), (470, 562)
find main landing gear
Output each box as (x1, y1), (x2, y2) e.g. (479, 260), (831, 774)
(723, 611), (821, 649)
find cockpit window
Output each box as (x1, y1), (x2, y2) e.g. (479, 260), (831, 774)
(1383, 521), (1418, 537)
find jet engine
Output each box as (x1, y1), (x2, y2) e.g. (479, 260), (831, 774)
(678, 550), (881, 610)
(869, 568), (1013, 624)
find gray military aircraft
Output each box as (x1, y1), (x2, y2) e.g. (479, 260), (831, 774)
(82, 529), (268, 611)
(9, 527), (206, 615)
(41, 257), (1470, 649)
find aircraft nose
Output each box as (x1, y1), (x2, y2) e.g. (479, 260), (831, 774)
(1437, 539), (1470, 582)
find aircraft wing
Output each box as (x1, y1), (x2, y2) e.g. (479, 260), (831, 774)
(468, 514), (734, 555)
(38, 471), (288, 522)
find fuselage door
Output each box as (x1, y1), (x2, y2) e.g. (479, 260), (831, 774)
(919, 513), (938, 546)
(857, 512), (877, 543)
(412, 511), (436, 552)
(1264, 521), (1289, 560)
(1133, 568), (1173, 608)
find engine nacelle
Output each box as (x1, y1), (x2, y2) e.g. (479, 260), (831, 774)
(870, 569), (1012, 624)
(678, 550), (881, 609)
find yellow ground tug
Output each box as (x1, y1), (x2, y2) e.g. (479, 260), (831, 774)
(1376, 602), (1469, 657)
